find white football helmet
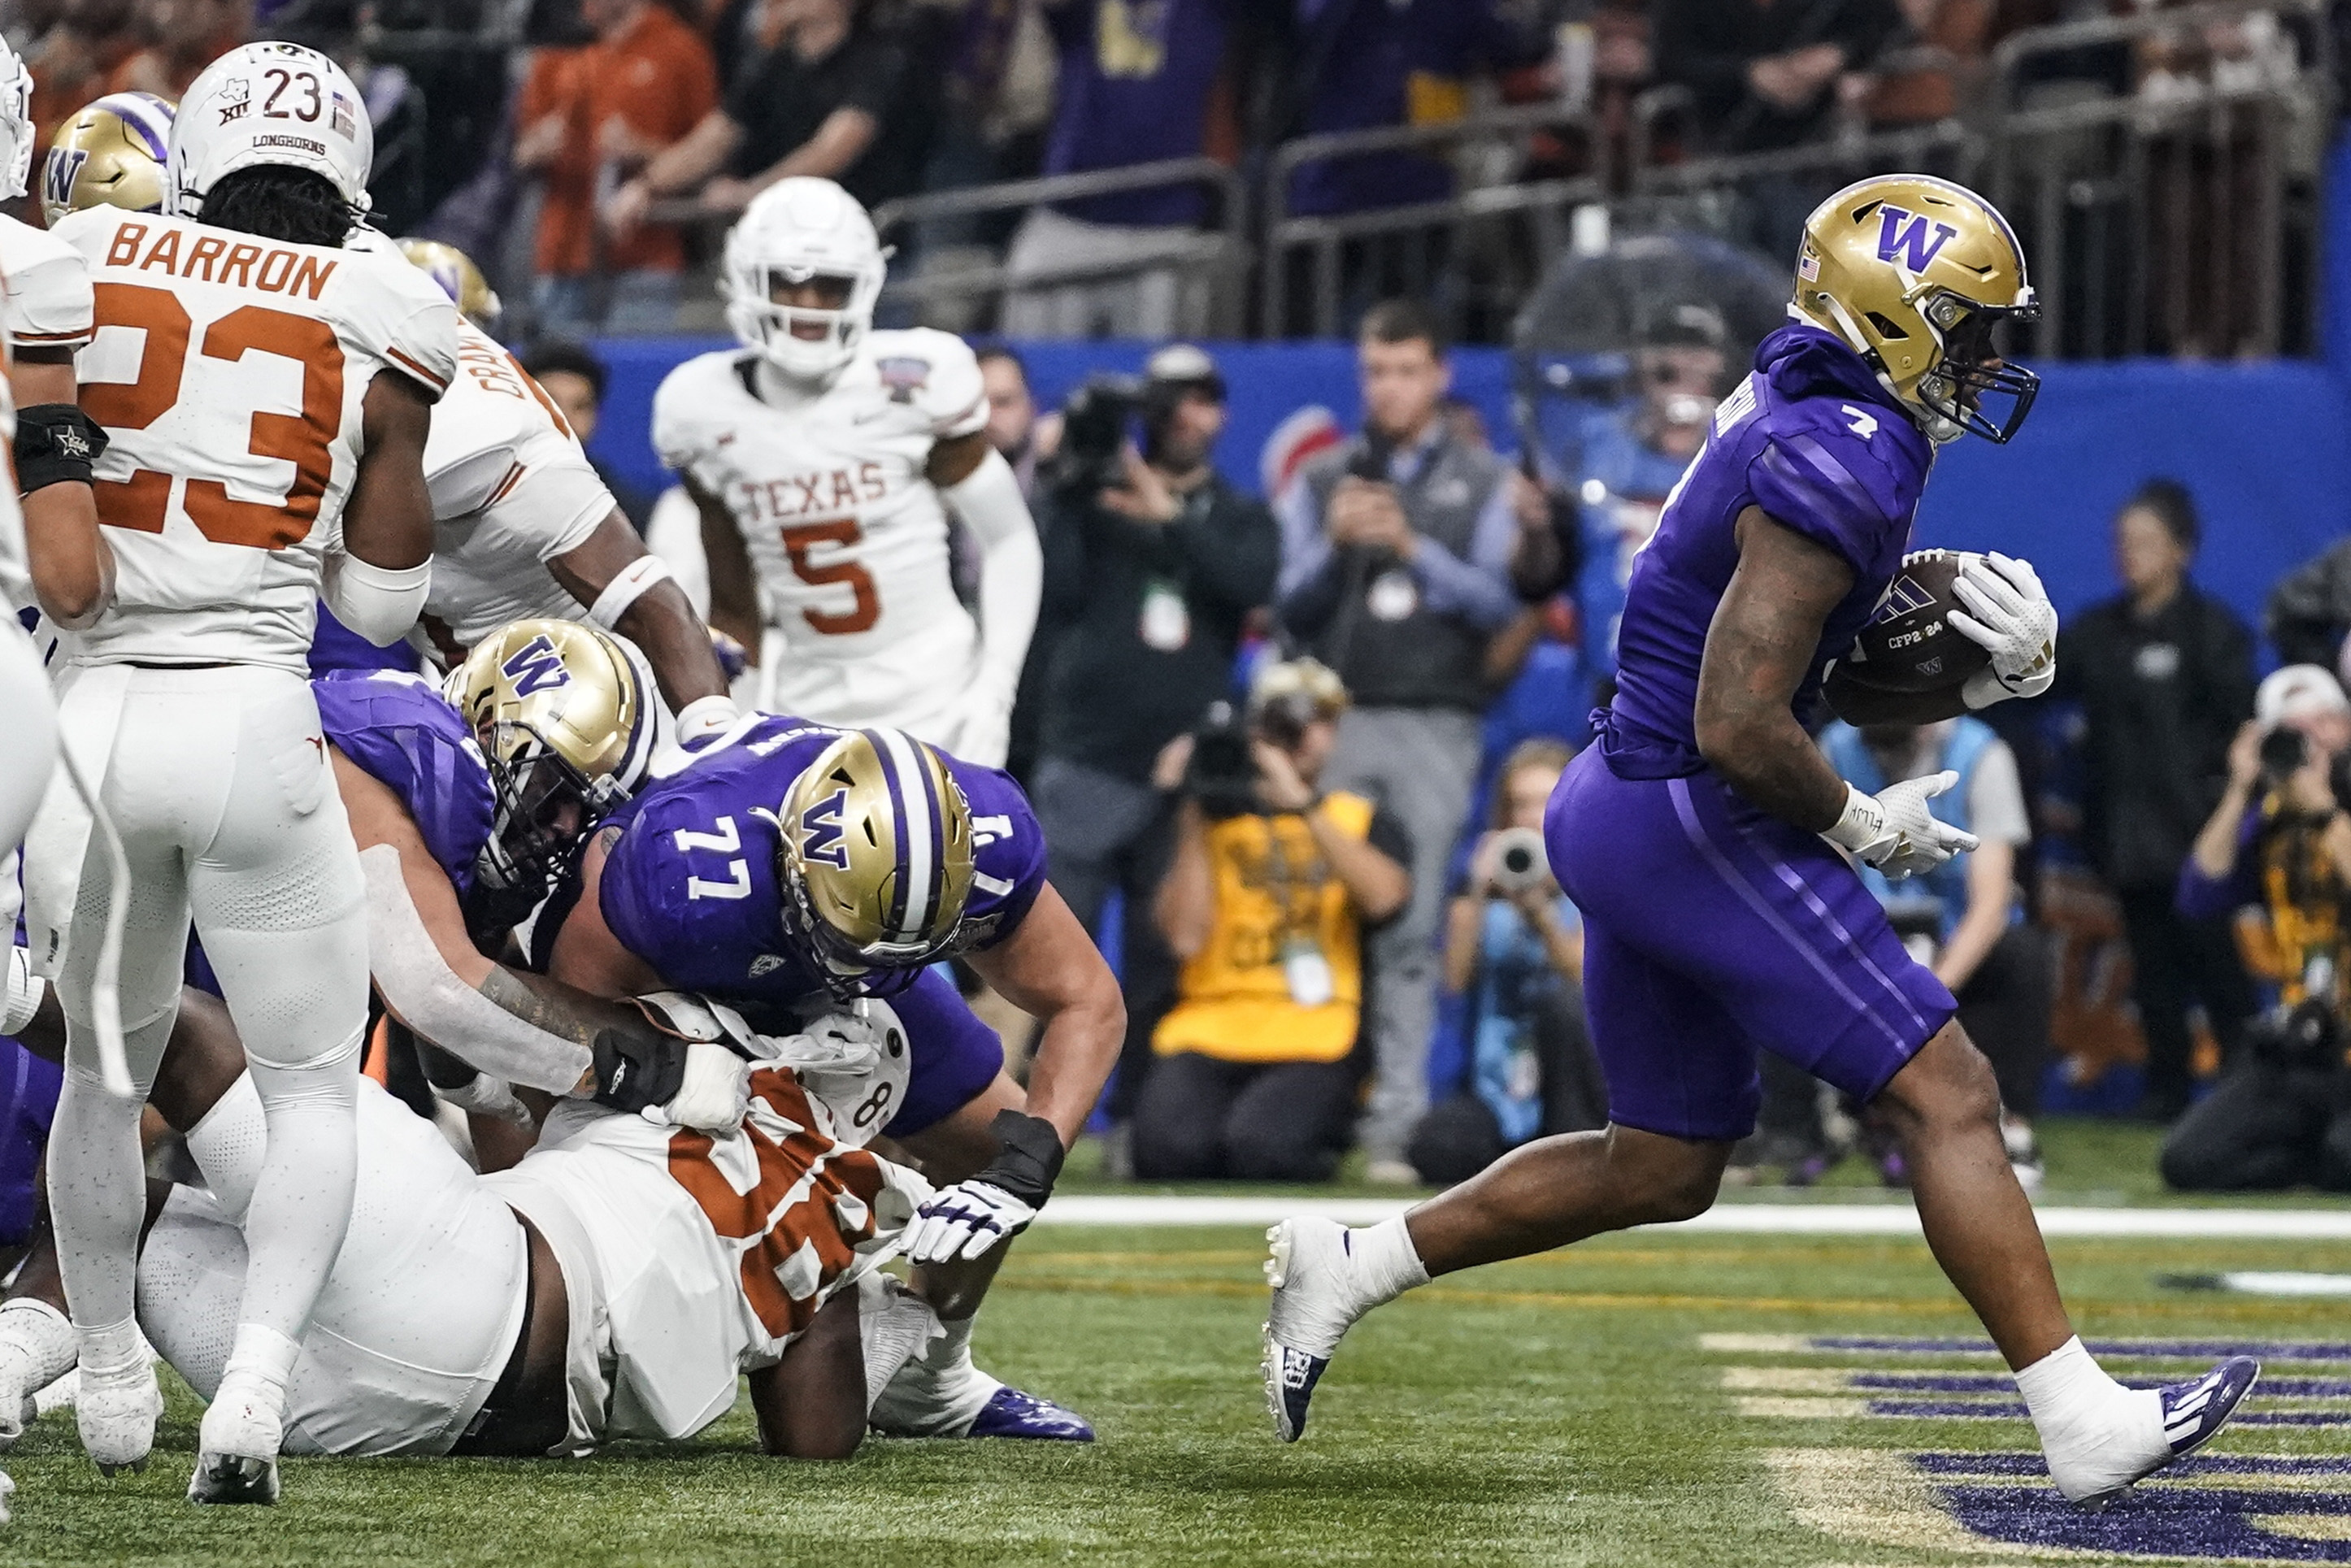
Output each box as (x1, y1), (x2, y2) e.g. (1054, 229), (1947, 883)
(719, 177), (887, 381)
(0, 39), (33, 202)
(166, 41), (372, 219)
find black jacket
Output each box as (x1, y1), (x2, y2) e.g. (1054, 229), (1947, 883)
(1036, 471), (1280, 784)
(2266, 537), (2351, 671)
(1652, 0), (1905, 151)
(2056, 584), (2257, 893)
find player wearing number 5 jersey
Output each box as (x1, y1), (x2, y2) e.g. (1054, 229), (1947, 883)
(25, 41), (458, 1505)
(654, 177), (1040, 768)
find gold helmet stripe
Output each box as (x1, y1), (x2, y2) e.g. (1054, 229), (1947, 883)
(867, 725), (940, 943)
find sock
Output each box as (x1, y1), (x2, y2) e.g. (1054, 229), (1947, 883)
(870, 1309), (997, 1436)
(237, 1045), (359, 1347)
(76, 1314), (146, 1379)
(202, 1325), (301, 1454)
(1347, 1218), (1431, 1313)
(2014, 1336), (2166, 1500)
(183, 1075), (267, 1224)
(856, 1275), (941, 1415)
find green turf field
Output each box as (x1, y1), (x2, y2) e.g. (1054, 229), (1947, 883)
(5, 1119), (2349, 1566)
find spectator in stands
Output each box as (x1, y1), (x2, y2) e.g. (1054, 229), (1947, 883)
(1651, 0), (1902, 256)
(2162, 666), (2351, 1191)
(977, 342), (1045, 500)
(522, 339), (651, 532)
(1819, 713), (2050, 1188)
(1407, 738), (1607, 1186)
(2055, 479), (2258, 1122)
(1275, 298), (1519, 1183)
(1002, 0), (1257, 338)
(2264, 532), (2351, 674)
(103, 0), (242, 101)
(516, 0), (717, 335)
(603, 0), (919, 235)
(1030, 344), (1280, 1140)
(1136, 659), (1411, 1181)
(25, 0), (139, 150)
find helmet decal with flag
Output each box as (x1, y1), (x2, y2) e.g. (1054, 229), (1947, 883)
(42, 92), (176, 225)
(1791, 173), (2040, 445)
(445, 619), (664, 901)
(396, 237), (501, 334)
(776, 728), (976, 993)
(720, 176), (889, 381)
(0, 38), (33, 203)
(166, 41), (373, 219)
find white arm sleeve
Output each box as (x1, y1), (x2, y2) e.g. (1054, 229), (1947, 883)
(323, 552), (432, 647)
(359, 843), (592, 1094)
(942, 448), (1041, 701)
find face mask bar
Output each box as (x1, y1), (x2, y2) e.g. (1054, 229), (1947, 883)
(1918, 292), (2041, 445)
(478, 733), (618, 897)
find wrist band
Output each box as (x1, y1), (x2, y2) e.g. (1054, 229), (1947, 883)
(587, 554), (676, 630)
(1822, 784), (1884, 851)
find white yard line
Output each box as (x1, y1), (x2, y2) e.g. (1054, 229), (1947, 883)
(1036, 1195), (2351, 1238)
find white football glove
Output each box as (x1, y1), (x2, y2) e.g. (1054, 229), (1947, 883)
(906, 1179), (1037, 1264)
(1949, 551), (2057, 708)
(431, 1068), (534, 1126)
(640, 1039), (753, 1134)
(1822, 771), (1979, 880)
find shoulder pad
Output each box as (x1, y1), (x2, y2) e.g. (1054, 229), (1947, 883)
(867, 328), (986, 440)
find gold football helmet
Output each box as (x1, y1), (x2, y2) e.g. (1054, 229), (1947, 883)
(776, 728), (977, 990)
(1793, 174), (2040, 445)
(398, 237), (503, 335)
(445, 619), (661, 895)
(41, 92), (175, 227)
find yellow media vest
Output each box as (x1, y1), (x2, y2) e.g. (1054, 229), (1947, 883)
(1153, 792), (1378, 1065)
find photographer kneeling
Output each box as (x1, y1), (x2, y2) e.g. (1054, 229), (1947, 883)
(2163, 666), (2351, 1191)
(1135, 661), (1413, 1181)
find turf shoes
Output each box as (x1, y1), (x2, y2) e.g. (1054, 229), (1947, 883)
(1262, 1218), (1362, 1443)
(967, 1387), (1094, 1441)
(188, 1453), (280, 1506)
(2059, 1356), (2261, 1509)
(76, 1358), (162, 1476)
(189, 1374), (285, 1505)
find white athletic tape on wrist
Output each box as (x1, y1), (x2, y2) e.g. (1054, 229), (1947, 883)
(1822, 783), (1885, 852)
(586, 554), (675, 631)
(359, 844), (591, 1094)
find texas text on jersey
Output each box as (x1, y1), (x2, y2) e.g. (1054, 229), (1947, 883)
(53, 206), (458, 670)
(653, 327), (989, 739)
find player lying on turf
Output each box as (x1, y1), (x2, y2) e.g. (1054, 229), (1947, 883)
(1263, 174), (2260, 1506)
(0, 983), (944, 1461)
(544, 712), (1123, 1440)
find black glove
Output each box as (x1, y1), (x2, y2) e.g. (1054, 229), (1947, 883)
(589, 1026), (689, 1115)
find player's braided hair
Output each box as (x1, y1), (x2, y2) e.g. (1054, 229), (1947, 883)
(198, 166), (361, 250)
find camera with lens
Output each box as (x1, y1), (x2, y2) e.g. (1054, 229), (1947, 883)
(2256, 723), (2351, 809)
(1488, 827), (1550, 896)
(1182, 701), (1258, 821)
(1046, 373), (1145, 496)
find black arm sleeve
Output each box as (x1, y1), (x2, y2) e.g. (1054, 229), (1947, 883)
(14, 403), (107, 495)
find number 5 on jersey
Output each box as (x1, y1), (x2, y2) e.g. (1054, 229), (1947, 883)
(83, 280), (343, 549)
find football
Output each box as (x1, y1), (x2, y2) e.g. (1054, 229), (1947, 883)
(1832, 550), (1992, 697)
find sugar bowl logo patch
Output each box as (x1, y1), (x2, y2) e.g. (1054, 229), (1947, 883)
(876, 357), (930, 404)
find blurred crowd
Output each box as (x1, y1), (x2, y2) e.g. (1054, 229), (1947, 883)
(0, 0), (2308, 341)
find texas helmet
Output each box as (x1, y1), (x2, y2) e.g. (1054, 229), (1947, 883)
(776, 728), (976, 994)
(397, 237), (501, 334)
(42, 93), (176, 226)
(0, 38), (31, 202)
(1792, 174), (2040, 445)
(166, 41), (373, 219)
(719, 176), (888, 380)
(445, 619), (664, 899)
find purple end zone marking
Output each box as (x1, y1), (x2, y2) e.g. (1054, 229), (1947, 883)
(1814, 1335), (2351, 1361)
(1915, 1453), (2351, 1477)
(1908, 1454), (2351, 1561)
(1862, 1398), (2349, 1427)
(1857, 1373), (2351, 1398)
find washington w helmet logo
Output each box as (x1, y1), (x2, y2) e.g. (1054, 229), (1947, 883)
(1875, 205), (1959, 272)
(797, 788), (851, 871)
(41, 149), (85, 214)
(498, 633), (570, 696)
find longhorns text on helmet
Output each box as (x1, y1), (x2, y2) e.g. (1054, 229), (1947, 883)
(1792, 173), (2041, 445)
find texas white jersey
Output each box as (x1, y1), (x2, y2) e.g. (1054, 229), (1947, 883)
(653, 328), (988, 733)
(484, 1064), (929, 1451)
(0, 211), (95, 356)
(54, 207), (459, 671)
(407, 321), (612, 665)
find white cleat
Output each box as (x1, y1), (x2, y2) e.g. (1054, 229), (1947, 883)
(189, 1380), (284, 1506)
(75, 1360), (161, 1476)
(0, 1304), (80, 1452)
(1262, 1217), (1363, 1443)
(0, 1465), (14, 1523)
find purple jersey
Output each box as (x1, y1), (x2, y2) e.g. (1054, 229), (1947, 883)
(314, 669), (495, 894)
(1601, 324), (1935, 780)
(599, 714), (1048, 1007)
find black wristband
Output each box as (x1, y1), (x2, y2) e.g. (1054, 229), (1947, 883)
(589, 1027), (688, 1114)
(415, 1040), (482, 1091)
(975, 1110), (1066, 1208)
(15, 403), (107, 494)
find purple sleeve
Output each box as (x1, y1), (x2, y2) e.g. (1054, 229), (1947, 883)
(2175, 804), (2263, 921)
(954, 762), (1049, 946)
(314, 671), (494, 893)
(1746, 425), (1909, 580)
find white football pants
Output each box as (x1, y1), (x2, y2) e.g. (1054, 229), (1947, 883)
(37, 663), (367, 1364)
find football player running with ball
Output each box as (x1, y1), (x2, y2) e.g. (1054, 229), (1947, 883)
(654, 177), (1040, 767)
(1263, 175), (2259, 1505)
(27, 41), (458, 1503)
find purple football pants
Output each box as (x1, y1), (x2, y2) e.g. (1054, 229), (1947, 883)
(1545, 748), (1955, 1142)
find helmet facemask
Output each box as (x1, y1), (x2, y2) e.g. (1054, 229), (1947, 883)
(725, 263), (874, 381)
(475, 724), (625, 898)
(1913, 290), (2041, 445)
(776, 850), (953, 1000)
